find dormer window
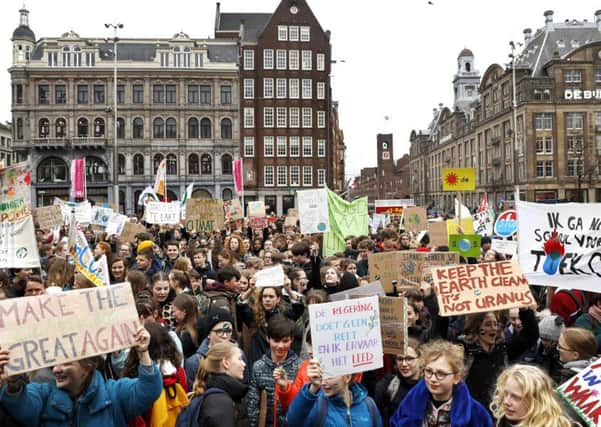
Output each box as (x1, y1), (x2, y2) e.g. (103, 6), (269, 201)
(465, 62), (471, 72)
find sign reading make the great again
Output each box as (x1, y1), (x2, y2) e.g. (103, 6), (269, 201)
(564, 89), (601, 100)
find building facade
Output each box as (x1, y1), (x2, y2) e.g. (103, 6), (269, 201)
(410, 10), (601, 212)
(0, 122), (14, 168)
(10, 8), (239, 214)
(215, 0), (344, 215)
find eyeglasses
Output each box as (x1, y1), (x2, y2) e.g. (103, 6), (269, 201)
(423, 367), (456, 380)
(397, 356), (417, 364)
(211, 328), (233, 337)
(557, 343), (574, 352)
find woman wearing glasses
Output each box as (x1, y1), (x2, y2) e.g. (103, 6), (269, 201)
(555, 327), (598, 385)
(390, 340), (492, 427)
(375, 338), (422, 427)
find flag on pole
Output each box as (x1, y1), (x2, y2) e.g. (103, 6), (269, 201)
(233, 159), (243, 197)
(154, 159), (167, 197)
(454, 198), (471, 219)
(181, 182), (194, 206)
(137, 186), (159, 206)
(70, 158), (86, 200)
(478, 194), (489, 213)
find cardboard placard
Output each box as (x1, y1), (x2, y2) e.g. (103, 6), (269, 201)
(298, 189), (330, 234)
(557, 360), (601, 427)
(428, 221), (449, 248)
(379, 296), (408, 355)
(255, 265), (286, 287)
(184, 199), (225, 233)
(449, 234), (482, 258)
(119, 222), (148, 244)
(403, 207), (428, 233)
(32, 205), (63, 230)
(329, 281), (387, 301)
(446, 217), (475, 235)
(224, 199), (244, 222)
(0, 283), (138, 375)
(432, 260), (534, 316)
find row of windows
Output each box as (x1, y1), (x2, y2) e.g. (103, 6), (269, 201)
(277, 25), (311, 42)
(534, 112), (585, 130)
(535, 136), (585, 154)
(242, 107), (323, 129)
(38, 156), (108, 184)
(242, 136), (326, 157)
(563, 70), (601, 83)
(535, 160), (585, 178)
(243, 49), (325, 71)
(243, 78), (326, 100)
(263, 165), (325, 187)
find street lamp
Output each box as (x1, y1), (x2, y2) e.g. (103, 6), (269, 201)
(509, 41), (522, 202)
(105, 22), (123, 212)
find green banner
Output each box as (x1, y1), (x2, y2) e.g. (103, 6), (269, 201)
(323, 190), (368, 257)
(448, 234), (482, 258)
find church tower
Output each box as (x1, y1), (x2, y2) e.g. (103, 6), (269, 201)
(12, 7), (36, 66)
(453, 48), (480, 113)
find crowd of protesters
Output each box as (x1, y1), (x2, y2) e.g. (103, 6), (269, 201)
(0, 213), (595, 426)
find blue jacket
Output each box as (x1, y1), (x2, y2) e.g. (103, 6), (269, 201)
(286, 383), (382, 427)
(390, 379), (492, 427)
(0, 364), (162, 427)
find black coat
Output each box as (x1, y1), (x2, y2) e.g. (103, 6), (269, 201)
(375, 374), (419, 427)
(199, 373), (249, 427)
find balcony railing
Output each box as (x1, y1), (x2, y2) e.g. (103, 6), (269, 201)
(30, 138), (107, 149)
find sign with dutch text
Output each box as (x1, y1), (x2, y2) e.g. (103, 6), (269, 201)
(298, 189), (330, 234)
(146, 201), (181, 225)
(403, 207), (428, 233)
(184, 199), (225, 233)
(0, 216), (41, 269)
(558, 359), (601, 426)
(473, 208), (495, 236)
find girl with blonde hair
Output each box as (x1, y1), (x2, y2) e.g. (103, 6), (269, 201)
(490, 364), (571, 427)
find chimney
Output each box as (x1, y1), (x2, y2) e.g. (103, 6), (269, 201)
(544, 10), (554, 31)
(596, 10), (601, 31)
(523, 28), (532, 46)
(214, 2), (221, 34)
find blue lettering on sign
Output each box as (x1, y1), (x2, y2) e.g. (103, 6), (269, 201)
(75, 244), (99, 275)
(495, 220), (517, 237)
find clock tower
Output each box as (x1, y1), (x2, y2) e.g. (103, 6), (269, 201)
(377, 133), (394, 168)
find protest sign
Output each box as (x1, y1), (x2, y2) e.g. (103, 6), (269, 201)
(146, 201), (181, 225)
(428, 220), (448, 248)
(369, 252), (406, 293)
(298, 189), (330, 234)
(495, 210), (518, 238)
(184, 199), (225, 233)
(403, 207), (427, 233)
(90, 207), (113, 227)
(324, 190), (368, 257)
(71, 229), (110, 287)
(74, 201), (93, 225)
(379, 297), (408, 354)
(473, 208), (495, 236)
(224, 199), (244, 222)
(0, 283), (138, 375)
(329, 281), (387, 301)
(446, 217), (475, 235)
(517, 201), (601, 291)
(449, 234), (482, 258)
(119, 222), (147, 244)
(0, 161), (31, 221)
(248, 201), (266, 218)
(255, 264), (286, 287)
(432, 260), (534, 316)
(32, 205), (63, 230)
(371, 213), (388, 231)
(442, 168), (476, 191)
(309, 296), (383, 377)
(374, 199), (413, 215)
(492, 239), (518, 257)
(284, 208), (299, 227)
(105, 213), (127, 236)
(0, 216), (41, 269)
(557, 360), (601, 427)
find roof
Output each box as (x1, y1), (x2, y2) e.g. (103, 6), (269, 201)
(12, 25), (35, 42)
(217, 12), (272, 42)
(458, 48), (473, 57)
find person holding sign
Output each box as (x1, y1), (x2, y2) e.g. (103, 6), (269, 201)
(0, 325), (162, 427)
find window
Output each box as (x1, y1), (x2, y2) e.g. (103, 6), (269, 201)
(160, 52), (169, 67)
(567, 136), (584, 153)
(39, 118), (49, 138)
(221, 154), (232, 175)
(276, 108), (287, 128)
(317, 111), (326, 128)
(289, 50), (299, 70)
(289, 26), (299, 41)
(566, 112), (584, 129)
(264, 166), (274, 186)
(195, 53), (203, 68)
(535, 113), (552, 130)
(153, 154), (164, 174)
(318, 169), (326, 186)
(244, 108), (254, 128)
(303, 166), (312, 186)
(200, 85), (211, 104)
(55, 85), (66, 104)
(14, 84), (23, 104)
(165, 118), (177, 138)
(153, 84), (164, 104)
(301, 50), (312, 70)
(37, 157), (68, 183)
(55, 118), (67, 138)
(133, 154), (144, 175)
(263, 78), (274, 98)
(188, 118), (199, 138)
(264, 136), (274, 156)
(166, 154), (177, 175)
(535, 136), (553, 154)
(290, 166), (300, 186)
(133, 84), (144, 104)
(47, 52), (58, 67)
(220, 85), (232, 104)
(16, 118), (23, 140)
(317, 82), (325, 99)
(264, 107), (274, 128)
(317, 53), (325, 71)
(244, 136), (255, 157)
(118, 154), (126, 175)
(290, 136), (300, 157)
(276, 50), (287, 70)
(567, 159), (585, 177)
(289, 108), (300, 128)
(38, 84), (50, 104)
(276, 79), (287, 99)
(318, 139), (326, 157)
(595, 69), (601, 83)
(277, 166), (287, 186)
(201, 154), (212, 174)
(153, 118), (165, 138)
(302, 136), (313, 157)
(117, 118), (125, 139)
(188, 154), (199, 174)
(133, 118), (144, 139)
(302, 79), (312, 99)
(244, 79), (254, 99)
(116, 84), (125, 104)
(289, 79), (299, 99)
(221, 118), (232, 139)
(300, 26), (310, 42)
(188, 85), (199, 104)
(243, 49), (254, 70)
(302, 108), (312, 128)
(200, 118), (212, 138)
(263, 49), (274, 69)
(277, 136), (286, 156)
(536, 160), (553, 177)
(564, 70), (582, 83)
(166, 85), (177, 104)
(278, 25), (288, 41)
(93, 118), (105, 137)
(93, 85), (105, 104)
(77, 85), (88, 104)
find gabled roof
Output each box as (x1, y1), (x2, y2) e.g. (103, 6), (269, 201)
(216, 12), (272, 42)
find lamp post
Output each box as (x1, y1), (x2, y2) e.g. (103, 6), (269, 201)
(105, 22), (123, 212)
(509, 41), (522, 203)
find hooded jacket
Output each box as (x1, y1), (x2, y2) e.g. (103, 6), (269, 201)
(198, 373), (249, 427)
(374, 374), (419, 427)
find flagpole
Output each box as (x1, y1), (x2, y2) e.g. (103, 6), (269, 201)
(240, 159), (245, 217)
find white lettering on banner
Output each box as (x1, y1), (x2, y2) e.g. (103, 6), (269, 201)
(0, 216), (41, 269)
(298, 189), (330, 234)
(564, 89), (601, 100)
(145, 202), (181, 225)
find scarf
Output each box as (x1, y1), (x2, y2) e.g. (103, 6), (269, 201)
(589, 304), (601, 324)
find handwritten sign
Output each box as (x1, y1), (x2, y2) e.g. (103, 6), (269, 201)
(119, 222), (147, 244)
(492, 239), (518, 257)
(285, 208), (299, 228)
(309, 296), (383, 377)
(0, 162), (31, 221)
(90, 207), (113, 227)
(403, 207), (427, 233)
(184, 199), (225, 233)
(0, 283), (138, 375)
(298, 189), (330, 234)
(248, 201), (265, 218)
(558, 359), (601, 427)
(473, 208), (495, 236)
(224, 199), (244, 222)
(379, 297), (408, 355)
(105, 213), (127, 236)
(146, 201), (181, 225)
(255, 264), (286, 287)
(32, 205), (63, 230)
(431, 260), (534, 316)
(0, 216), (41, 269)
(330, 281), (387, 301)
(428, 221), (448, 248)
(449, 234), (482, 258)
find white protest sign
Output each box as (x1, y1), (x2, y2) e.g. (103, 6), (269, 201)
(517, 200), (601, 290)
(105, 213), (127, 236)
(0, 283), (139, 375)
(90, 207), (113, 227)
(557, 360), (601, 426)
(309, 295), (383, 377)
(71, 230), (110, 287)
(0, 216), (41, 269)
(491, 239), (518, 257)
(329, 281), (387, 302)
(74, 201), (93, 225)
(473, 208), (495, 236)
(145, 201), (181, 225)
(255, 264), (286, 287)
(297, 189), (330, 234)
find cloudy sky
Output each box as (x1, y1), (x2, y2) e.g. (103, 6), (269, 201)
(1, 0), (599, 179)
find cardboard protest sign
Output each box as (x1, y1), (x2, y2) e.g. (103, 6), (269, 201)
(298, 189), (330, 234)
(473, 208), (495, 236)
(329, 281), (387, 301)
(557, 359), (601, 426)
(74, 201), (93, 225)
(492, 239), (518, 257)
(403, 207), (427, 233)
(255, 264), (286, 287)
(90, 207), (113, 227)
(146, 201), (181, 225)
(284, 208), (299, 227)
(184, 199), (225, 233)
(0, 161), (31, 221)
(0, 216), (41, 269)
(0, 283), (138, 375)
(442, 168), (476, 191)
(446, 217), (475, 235)
(32, 206), (63, 230)
(517, 201), (601, 291)
(309, 296), (383, 377)
(369, 252), (406, 293)
(224, 199), (244, 222)
(432, 260), (534, 316)
(449, 234), (482, 258)
(119, 222), (147, 244)
(428, 221), (449, 248)
(379, 297), (408, 354)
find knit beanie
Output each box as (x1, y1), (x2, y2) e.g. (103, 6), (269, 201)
(137, 240), (154, 252)
(538, 314), (564, 342)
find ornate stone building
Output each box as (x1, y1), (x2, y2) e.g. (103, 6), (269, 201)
(0, 122), (14, 168)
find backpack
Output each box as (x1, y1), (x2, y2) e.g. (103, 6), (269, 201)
(558, 290), (584, 324)
(315, 393), (379, 427)
(175, 387), (224, 427)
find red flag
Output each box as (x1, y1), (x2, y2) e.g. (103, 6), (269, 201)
(478, 194), (489, 212)
(233, 159), (243, 197)
(70, 158), (86, 200)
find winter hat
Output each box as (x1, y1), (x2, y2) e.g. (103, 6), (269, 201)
(339, 272), (359, 291)
(538, 314), (564, 342)
(207, 309), (234, 332)
(137, 240), (154, 252)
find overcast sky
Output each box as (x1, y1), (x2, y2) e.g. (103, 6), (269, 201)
(1, 0), (599, 179)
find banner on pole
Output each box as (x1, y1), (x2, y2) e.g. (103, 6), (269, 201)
(298, 189), (330, 234)
(442, 168), (476, 191)
(0, 216), (41, 269)
(145, 201), (181, 225)
(324, 190), (368, 257)
(0, 161), (31, 221)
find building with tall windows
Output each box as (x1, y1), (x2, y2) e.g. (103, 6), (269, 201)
(10, 7), (239, 214)
(410, 10), (601, 212)
(0, 122), (14, 168)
